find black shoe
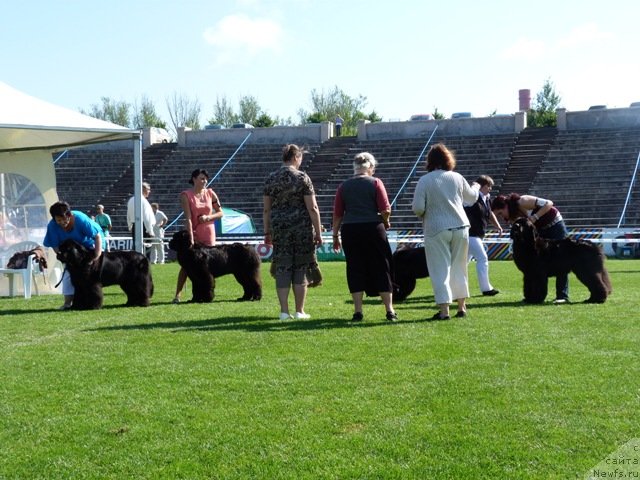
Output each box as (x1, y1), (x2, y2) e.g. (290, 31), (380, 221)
(431, 312), (450, 320)
(482, 289), (499, 296)
(455, 310), (467, 318)
(386, 311), (398, 322)
(352, 312), (364, 321)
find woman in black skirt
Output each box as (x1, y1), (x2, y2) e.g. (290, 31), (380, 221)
(332, 152), (397, 322)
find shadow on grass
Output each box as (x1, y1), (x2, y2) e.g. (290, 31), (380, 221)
(84, 307), (467, 333)
(86, 315), (405, 333)
(80, 294), (541, 333)
(0, 303), (144, 316)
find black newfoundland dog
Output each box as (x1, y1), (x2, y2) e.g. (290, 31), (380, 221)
(392, 246), (430, 302)
(56, 239), (153, 309)
(168, 230), (262, 303)
(510, 218), (612, 303)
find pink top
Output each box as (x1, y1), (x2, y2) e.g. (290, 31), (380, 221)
(182, 188), (220, 246)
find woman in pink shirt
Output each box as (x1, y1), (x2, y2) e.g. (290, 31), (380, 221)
(173, 168), (223, 303)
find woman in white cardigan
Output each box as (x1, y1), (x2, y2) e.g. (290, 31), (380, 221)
(412, 143), (479, 320)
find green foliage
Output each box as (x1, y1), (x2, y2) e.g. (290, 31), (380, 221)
(300, 85), (370, 134)
(527, 78), (561, 127)
(305, 111), (324, 124)
(208, 95), (237, 127)
(132, 95), (167, 129)
(1, 260), (639, 478)
(81, 97), (131, 127)
(209, 95), (275, 128)
(366, 110), (382, 123)
(238, 95), (260, 125)
(433, 107), (445, 120)
(254, 113), (276, 127)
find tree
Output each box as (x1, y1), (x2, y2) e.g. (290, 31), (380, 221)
(299, 86), (370, 135)
(238, 95), (261, 125)
(208, 95), (273, 127)
(527, 78), (561, 127)
(132, 95), (166, 129)
(81, 97), (131, 127)
(208, 96), (237, 127)
(366, 110), (382, 123)
(166, 92), (201, 132)
(432, 107), (445, 120)
(273, 115), (294, 126)
(254, 113), (276, 127)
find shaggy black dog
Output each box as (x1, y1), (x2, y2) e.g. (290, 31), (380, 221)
(56, 239), (153, 309)
(510, 218), (612, 303)
(168, 230), (262, 303)
(392, 246), (430, 302)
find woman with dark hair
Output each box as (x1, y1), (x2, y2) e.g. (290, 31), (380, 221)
(492, 192), (570, 303)
(411, 143), (480, 320)
(263, 144), (323, 320)
(172, 168), (224, 303)
(332, 152), (397, 322)
(463, 175), (502, 296)
(43, 201), (105, 310)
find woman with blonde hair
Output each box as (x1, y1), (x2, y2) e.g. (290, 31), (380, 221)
(332, 152), (397, 322)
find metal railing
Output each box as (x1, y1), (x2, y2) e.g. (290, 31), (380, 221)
(390, 125), (438, 209)
(617, 149), (640, 228)
(165, 131), (253, 231)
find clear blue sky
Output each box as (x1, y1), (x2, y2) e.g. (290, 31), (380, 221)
(2, 0), (639, 124)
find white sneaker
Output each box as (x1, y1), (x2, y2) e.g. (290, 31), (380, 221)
(279, 312), (292, 320)
(294, 312), (311, 320)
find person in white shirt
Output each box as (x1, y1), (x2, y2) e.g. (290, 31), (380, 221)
(412, 143), (479, 320)
(126, 182), (155, 249)
(463, 175), (502, 296)
(335, 114), (344, 137)
(150, 202), (168, 264)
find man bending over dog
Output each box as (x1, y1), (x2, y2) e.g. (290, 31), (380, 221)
(43, 201), (104, 310)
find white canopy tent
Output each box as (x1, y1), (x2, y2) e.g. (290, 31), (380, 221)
(0, 82), (144, 296)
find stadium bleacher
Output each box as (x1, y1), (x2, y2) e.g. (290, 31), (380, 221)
(53, 126), (640, 235)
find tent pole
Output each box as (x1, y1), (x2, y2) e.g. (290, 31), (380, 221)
(133, 133), (144, 253)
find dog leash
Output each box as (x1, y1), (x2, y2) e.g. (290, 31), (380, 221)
(54, 266), (67, 289)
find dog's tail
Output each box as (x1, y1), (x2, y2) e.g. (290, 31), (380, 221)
(602, 264), (613, 295)
(138, 255), (151, 273)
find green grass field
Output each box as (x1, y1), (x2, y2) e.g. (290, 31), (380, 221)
(1, 260), (639, 479)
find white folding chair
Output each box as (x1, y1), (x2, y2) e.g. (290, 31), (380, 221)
(0, 241), (42, 299)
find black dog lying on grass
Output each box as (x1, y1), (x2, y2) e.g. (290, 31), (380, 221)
(168, 230), (262, 303)
(56, 239), (153, 309)
(392, 246), (430, 302)
(510, 218), (612, 303)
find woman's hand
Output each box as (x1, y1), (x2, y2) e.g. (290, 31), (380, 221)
(332, 236), (341, 253)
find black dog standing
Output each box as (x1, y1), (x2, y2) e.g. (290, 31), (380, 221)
(56, 239), (153, 309)
(510, 218), (612, 303)
(168, 230), (262, 303)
